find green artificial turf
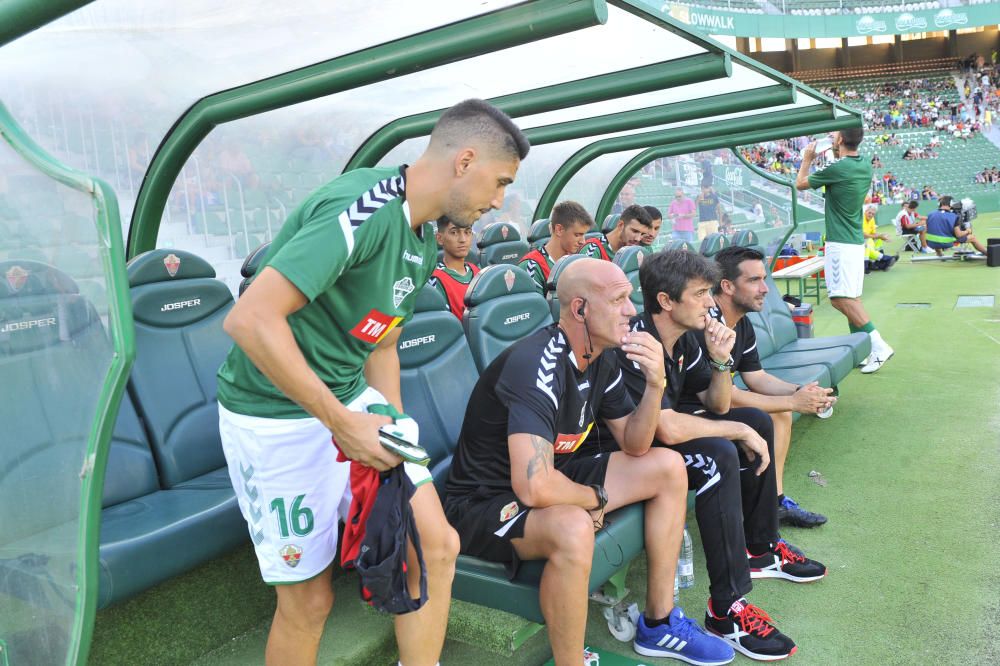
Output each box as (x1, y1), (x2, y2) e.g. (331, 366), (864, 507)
(87, 216), (1000, 665)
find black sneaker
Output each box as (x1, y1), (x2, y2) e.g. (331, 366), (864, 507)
(704, 598), (796, 661)
(778, 496), (827, 528)
(748, 540), (826, 583)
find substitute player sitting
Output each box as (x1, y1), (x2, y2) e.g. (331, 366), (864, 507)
(430, 216), (479, 321)
(518, 200), (591, 294)
(444, 258), (733, 666)
(580, 204), (652, 261)
(216, 99), (528, 666)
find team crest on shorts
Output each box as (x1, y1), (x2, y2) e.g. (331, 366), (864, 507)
(280, 544), (303, 568)
(393, 276), (415, 308)
(499, 501), (520, 522)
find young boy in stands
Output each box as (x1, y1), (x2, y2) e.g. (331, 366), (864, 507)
(580, 204), (652, 261)
(430, 217), (479, 321)
(445, 258), (734, 666)
(702, 246), (835, 528)
(592, 249), (826, 661)
(518, 200), (591, 294)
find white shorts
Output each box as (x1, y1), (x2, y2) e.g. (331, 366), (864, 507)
(824, 241), (865, 299)
(218, 387), (432, 584)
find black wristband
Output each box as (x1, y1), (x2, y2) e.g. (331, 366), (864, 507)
(590, 484), (608, 512)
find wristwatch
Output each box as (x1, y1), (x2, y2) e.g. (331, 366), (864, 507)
(708, 355), (734, 372)
(590, 484), (608, 512)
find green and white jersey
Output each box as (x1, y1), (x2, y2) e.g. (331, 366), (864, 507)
(807, 155), (872, 245)
(217, 166), (437, 418)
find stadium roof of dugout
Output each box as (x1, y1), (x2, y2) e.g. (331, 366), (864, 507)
(0, 0), (859, 256)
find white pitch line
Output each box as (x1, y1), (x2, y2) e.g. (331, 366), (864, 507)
(966, 321), (1000, 346)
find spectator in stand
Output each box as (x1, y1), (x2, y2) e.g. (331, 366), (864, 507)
(871, 155), (883, 169)
(667, 188), (697, 244)
(895, 200), (932, 253)
(718, 211), (734, 237)
(696, 184), (721, 228)
(921, 185), (938, 201)
(611, 183), (637, 215)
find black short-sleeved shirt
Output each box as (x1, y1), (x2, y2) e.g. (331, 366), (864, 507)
(445, 324), (635, 502)
(582, 313), (710, 454)
(679, 304), (760, 408)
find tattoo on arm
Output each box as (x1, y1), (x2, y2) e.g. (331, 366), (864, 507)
(526, 435), (553, 481)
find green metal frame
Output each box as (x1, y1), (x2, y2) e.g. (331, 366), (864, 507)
(537, 105), (843, 220)
(523, 84), (793, 146)
(0, 102), (135, 666)
(127, 0), (609, 258)
(589, 115), (859, 225)
(0, 0), (96, 48)
(345, 52), (731, 170)
(732, 147), (802, 271)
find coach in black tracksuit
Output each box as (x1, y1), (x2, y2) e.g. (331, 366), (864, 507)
(583, 250), (826, 661)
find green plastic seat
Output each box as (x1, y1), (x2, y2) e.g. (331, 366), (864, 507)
(463, 264), (553, 372)
(699, 232), (730, 257)
(527, 218), (551, 248)
(612, 245), (648, 312)
(666, 239), (697, 252)
(544, 253), (588, 322)
(476, 221), (528, 266)
(239, 240), (271, 295)
(601, 213), (620, 233)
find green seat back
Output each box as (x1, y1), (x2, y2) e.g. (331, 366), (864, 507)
(476, 221), (528, 266)
(612, 245), (647, 312)
(396, 286), (479, 494)
(239, 241), (272, 296)
(102, 393), (161, 508)
(527, 218), (551, 247)
(463, 264), (553, 372)
(0, 260), (109, 542)
(544, 254), (588, 322)
(730, 229), (760, 248)
(699, 232), (730, 257)
(601, 214), (620, 233)
(126, 249), (234, 488)
(666, 239), (697, 252)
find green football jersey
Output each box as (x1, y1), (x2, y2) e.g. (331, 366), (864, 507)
(217, 166), (437, 418)
(580, 234), (613, 261)
(807, 155), (872, 245)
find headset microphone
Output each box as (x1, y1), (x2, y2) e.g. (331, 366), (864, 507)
(579, 299), (594, 360)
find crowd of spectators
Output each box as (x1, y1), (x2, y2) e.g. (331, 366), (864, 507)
(975, 166), (1000, 185)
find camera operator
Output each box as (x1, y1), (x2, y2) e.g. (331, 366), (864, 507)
(925, 196), (987, 256)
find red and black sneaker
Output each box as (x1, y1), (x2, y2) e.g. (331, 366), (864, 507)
(748, 540), (827, 583)
(704, 598), (796, 661)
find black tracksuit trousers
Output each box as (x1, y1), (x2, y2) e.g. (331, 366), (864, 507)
(669, 406), (779, 608)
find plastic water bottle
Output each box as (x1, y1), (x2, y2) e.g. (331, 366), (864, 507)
(678, 526), (695, 589)
(673, 570), (680, 605)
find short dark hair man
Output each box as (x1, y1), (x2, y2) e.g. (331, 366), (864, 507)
(642, 205), (663, 247)
(216, 98), (528, 665)
(518, 200), (592, 294)
(444, 258), (733, 666)
(580, 204), (652, 261)
(593, 249), (826, 661)
(926, 195), (988, 255)
(431, 217), (480, 321)
(797, 128), (894, 374)
(697, 184), (721, 223)
(895, 200), (931, 252)
(700, 246), (836, 528)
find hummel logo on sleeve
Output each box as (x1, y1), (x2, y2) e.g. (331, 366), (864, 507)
(535, 333), (564, 409)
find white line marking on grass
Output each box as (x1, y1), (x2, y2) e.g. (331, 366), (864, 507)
(965, 321), (1000, 346)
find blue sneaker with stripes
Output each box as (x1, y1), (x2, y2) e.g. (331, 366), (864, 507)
(634, 606), (734, 665)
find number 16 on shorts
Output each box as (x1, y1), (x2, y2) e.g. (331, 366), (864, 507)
(269, 494), (315, 538)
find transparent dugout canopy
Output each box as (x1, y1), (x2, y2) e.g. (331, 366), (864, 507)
(0, 0), (854, 292)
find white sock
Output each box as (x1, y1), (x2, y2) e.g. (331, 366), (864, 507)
(869, 329), (889, 351)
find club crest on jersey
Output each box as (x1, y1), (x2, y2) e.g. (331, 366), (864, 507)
(504, 269), (515, 292)
(499, 501), (520, 522)
(5, 265), (29, 293)
(393, 276), (415, 308)
(280, 544), (302, 568)
(350, 309), (403, 344)
(163, 253), (181, 277)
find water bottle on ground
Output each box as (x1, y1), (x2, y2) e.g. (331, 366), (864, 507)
(678, 526), (695, 589)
